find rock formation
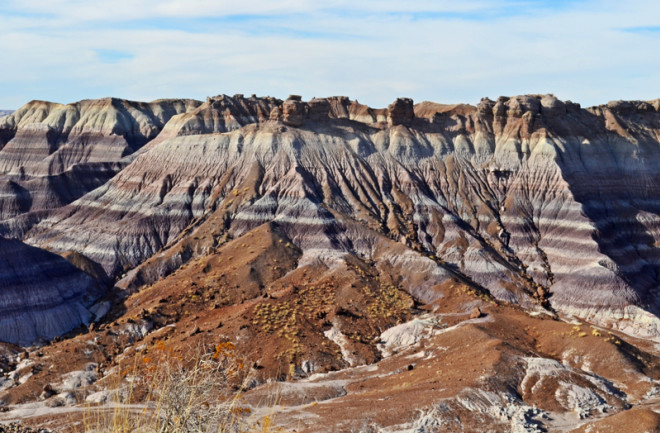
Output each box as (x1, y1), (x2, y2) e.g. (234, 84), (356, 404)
(307, 98), (331, 121)
(281, 95), (305, 126)
(2, 93), (660, 432)
(0, 98), (201, 174)
(0, 98), (202, 239)
(0, 95), (287, 240)
(0, 237), (102, 345)
(326, 96), (387, 123)
(19, 94), (660, 343)
(150, 94), (280, 144)
(387, 97), (414, 126)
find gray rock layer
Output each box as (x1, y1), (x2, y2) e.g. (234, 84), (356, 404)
(0, 98), (204, 237)
(5, 93), (660, 342)
(0, 237), (102, 345)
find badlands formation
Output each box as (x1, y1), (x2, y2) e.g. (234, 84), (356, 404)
(0, 94), (659, 431)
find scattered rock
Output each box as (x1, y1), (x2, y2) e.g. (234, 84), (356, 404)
(470, 307), (483, 319)
(40, 383), (55, 399)
(0, 423), (51, 433)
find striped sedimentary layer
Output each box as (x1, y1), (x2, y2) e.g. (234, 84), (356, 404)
(0, 98), (198, 238)
(0, 98), (203, 175)
(0, 95), (286, 238)
(0, 96), (291, 345)
(0, 161), (125, 238)
(12, 93), (660, 339)
(0, 237), (103, 345)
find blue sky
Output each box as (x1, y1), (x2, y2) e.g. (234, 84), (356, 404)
(0, 0), (659, 109)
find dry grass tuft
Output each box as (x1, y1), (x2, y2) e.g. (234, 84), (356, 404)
(80, 341), (280, 433)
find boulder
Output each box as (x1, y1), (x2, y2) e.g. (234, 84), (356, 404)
(469, 307), (483, 319)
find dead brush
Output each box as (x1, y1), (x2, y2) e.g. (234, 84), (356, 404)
(80, 341), (279, 433)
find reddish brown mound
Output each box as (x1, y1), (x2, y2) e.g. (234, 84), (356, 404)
(3, 266), (659, 432)
(241, 290), (660, 432)
(569, 408), (660, 433)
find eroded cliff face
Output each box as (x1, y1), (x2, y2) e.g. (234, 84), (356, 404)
(0, 237), (103, 345)
(15, 93), (660, 342)
(1, 93), (660, 342)
(0, 98), (202, 238)
(0, 98), (203, 174)
(3, 93), (660, 432)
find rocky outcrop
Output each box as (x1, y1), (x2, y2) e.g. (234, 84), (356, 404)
(149, 94), (280, 145)
(276, 95), (384, 126)
(269, 106), (282, 121)
(0, 92), (653, 345)
(282, 95), (305, 127)
(0, 237), (103, 345)
(307, 98), (331, 121)
(0, 98), (201, 175)
(327, 96), (387, 123)
(387, 97), (414, 126)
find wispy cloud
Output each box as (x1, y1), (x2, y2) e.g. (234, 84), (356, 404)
(623, 25), (660, 33)
(95, 49), (134, 63)
(0, 0), (658, 109)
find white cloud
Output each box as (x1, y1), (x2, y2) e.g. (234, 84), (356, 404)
(0, 0), (659, 108)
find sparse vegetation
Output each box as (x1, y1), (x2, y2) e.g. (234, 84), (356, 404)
(454, 283), (495, 304)
(604, 332), (622, 345)
(363, 284), (414, 321)
(251, 284), (340, 368)
(80, 341), (278, 433)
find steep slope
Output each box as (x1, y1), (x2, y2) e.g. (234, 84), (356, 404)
(0, 237), (103, 345)
(25, 95), (660, 340)
(1, 93), (660, 432)
(0, 98), (202, 175)
(0, 95), (288, 240)
(0, 98), (201, 238)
